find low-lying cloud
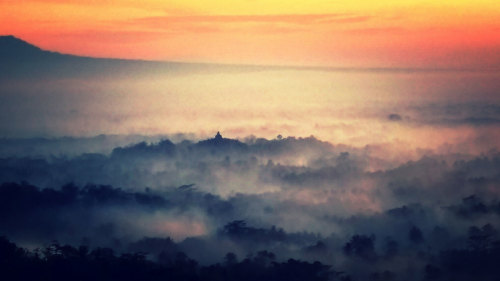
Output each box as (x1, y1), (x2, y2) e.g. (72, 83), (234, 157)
(1, 134), (500, 279)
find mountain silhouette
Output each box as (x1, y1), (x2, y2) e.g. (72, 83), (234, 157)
(0, 35), (58, 61)
(0, 35), (301, 81)
(0, 36), (69, 78)
(0, 35), (236, 79)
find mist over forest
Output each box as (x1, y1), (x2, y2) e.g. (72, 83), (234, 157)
(1, 133), (500, 281)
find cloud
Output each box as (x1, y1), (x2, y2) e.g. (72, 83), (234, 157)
(133, 13), (371, 26)
(122, 13), (372, 35)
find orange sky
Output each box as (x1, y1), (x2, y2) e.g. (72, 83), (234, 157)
(1, 0), (500, 68)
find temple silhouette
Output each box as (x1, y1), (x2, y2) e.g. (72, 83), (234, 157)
(196, 132), (247, 151)
(215, 131), (223, 141)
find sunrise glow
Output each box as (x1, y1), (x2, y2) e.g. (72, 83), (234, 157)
(1, 0), (499, 67)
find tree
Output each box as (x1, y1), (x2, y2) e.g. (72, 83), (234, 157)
(409, 226), (424, 244)
(343, 234), (377, 261)
(468, 224), (496, 251)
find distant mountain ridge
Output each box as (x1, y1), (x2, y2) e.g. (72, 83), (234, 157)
(0, 35), (52, 60)
(1, 35), (470, 79)
(0, 35), (301, 79)
(0, 35), (152, 63)
(0, 35), (233, 79)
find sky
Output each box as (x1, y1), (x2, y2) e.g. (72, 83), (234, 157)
(1, 0), (500, 68)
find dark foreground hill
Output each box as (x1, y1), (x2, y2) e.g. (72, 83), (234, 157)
(0, 236), (334, 281)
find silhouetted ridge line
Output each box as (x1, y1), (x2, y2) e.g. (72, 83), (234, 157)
(0, 35), (44, 57)
(0, 35), (199, 79)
